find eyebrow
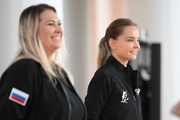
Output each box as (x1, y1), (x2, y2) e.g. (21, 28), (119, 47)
(126, 36), (140, 39)
(46, 20), (61, 23)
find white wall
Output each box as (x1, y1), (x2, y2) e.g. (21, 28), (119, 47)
(22, 0), (63, 19)
(127, 0), (180, 120)
(169, 1), (180, 120)
(0, 0), (21, 75)
(62, 0), (92, 100)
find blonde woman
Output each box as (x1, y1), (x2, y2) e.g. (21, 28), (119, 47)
(0, 4), (86, 120)
(85, 18), (142, 120)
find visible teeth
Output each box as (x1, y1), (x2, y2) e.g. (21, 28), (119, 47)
(53, 37), (60, 40)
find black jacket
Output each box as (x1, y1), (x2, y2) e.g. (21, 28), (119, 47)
(85, 55), (142, 120)
(0, 59), (86, 120)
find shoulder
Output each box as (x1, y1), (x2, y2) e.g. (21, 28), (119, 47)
(94, 63), (115, 77)
(11, 58), (41, 69)
(0, 59), (46, 97)
(90, 65), (115, 86)
(0, 59), (45, 110)
(9, 58), (41, 72)
(1, 59), (43, 82)
(87, 65), (115, 96)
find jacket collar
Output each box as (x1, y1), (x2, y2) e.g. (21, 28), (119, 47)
(105, 55), (141, 89)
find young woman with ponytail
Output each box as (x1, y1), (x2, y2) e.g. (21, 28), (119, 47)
(85, 18), (142, 120)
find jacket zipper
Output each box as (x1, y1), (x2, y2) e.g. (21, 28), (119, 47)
(133, 95), (138, 120)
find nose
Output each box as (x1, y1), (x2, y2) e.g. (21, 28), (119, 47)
(134, 41), (140, 50)
(55, 25), (62, 33)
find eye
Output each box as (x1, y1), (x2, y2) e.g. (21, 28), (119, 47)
(48, 23), (54, 26)
(58, 23), (62, 26)
(127, 39), (133, 42)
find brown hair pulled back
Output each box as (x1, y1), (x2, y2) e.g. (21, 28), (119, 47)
(97, 18), (137, 68)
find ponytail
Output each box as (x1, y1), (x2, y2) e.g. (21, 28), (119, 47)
(97, 37), (110, 68)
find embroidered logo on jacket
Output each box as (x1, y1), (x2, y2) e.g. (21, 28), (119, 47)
(9, 87), (29, 106)
(135, 88), (141, 96)
(120, 90), (129, 103)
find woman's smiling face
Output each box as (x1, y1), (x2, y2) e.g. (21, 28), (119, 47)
(38, 9), (63, 56)
(110, 26), (140, 66)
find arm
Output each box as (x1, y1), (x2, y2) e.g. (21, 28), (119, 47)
(0, 59), (40, 119)
(85, 72), (114, 120)
(171, 101), (180, 117)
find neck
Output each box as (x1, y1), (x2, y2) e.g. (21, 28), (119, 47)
(111, 54), (128, 67)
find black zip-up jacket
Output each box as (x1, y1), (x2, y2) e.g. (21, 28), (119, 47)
(85, 55), (142, 120)
(0, 59), (86, 120)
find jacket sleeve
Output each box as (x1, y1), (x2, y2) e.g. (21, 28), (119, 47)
(85, 72), (114, 120)
(0, 60), (41, 120)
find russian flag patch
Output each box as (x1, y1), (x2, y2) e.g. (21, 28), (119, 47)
(9, 87), (29, 106)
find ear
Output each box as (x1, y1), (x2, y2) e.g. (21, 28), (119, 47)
(108, 38), (116, 50)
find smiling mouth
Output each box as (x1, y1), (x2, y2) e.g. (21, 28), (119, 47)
(130, 51), (138, 54)
(52, 36), (60, 40)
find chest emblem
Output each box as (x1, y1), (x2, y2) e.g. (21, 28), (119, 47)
(121, 90), (129, 103)
(135, 88), (141, 95)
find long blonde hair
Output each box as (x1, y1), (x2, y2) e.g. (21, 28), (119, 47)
(97, 18), (137, 68)
(10, 4), (67, 84)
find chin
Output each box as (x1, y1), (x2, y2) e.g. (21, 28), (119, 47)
(130, 57), (137, 60)
(54, 45), (61, 49)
